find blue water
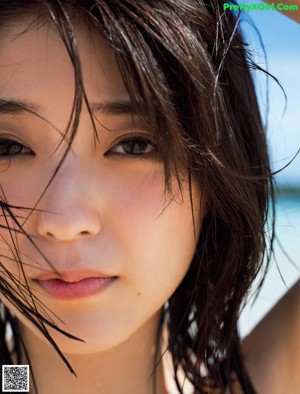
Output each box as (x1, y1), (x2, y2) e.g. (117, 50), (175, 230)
(239, 194), (300, 337)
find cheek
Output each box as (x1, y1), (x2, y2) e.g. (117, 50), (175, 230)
(0, 169), (47, 284)
(0, 163), (46, 216)
(110, 172), (202, 300)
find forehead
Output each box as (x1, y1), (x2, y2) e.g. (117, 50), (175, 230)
(0, 16), (129, 126)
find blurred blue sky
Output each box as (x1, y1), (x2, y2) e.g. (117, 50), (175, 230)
(237, 1), (300, 185)
(237, 1), (300, 337)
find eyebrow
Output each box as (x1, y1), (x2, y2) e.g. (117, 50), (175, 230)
(92, 100), (140, 116)
(0, 99), (40, 115)
(0, 98), (140, 116)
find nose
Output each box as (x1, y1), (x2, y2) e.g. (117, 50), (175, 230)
(36, 158), (101, 241)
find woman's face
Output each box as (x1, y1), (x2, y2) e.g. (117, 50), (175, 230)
(0, 17), (205, 354)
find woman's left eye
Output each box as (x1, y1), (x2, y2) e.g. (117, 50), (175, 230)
(108, 136), (156, 157)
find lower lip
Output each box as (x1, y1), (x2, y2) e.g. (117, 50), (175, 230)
(37, 277), (116, 300)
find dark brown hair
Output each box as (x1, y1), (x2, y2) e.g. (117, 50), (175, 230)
(0, 1), (275, 393)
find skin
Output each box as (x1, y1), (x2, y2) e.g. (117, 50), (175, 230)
(241, 280), (300, 394)
(0, 17), (205, 394)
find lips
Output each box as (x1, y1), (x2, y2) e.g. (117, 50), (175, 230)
(34, 270), (117, 300)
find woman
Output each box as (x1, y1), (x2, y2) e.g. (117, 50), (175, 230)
(0, 0), (290, 393)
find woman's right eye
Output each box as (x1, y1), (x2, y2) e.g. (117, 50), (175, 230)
(0, 139), (33, 157)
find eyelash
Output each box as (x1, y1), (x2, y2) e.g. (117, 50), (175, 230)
(0, 136), (157, 159)
(0, 139), (33, 158)
(107, 136), (156, 158)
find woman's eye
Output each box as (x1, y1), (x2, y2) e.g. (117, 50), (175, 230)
(109, 137), (156, 157)
(0, 139), (33, 157)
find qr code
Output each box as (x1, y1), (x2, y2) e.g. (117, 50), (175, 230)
(2, 365), (29, 392)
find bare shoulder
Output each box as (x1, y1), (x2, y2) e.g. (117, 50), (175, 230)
(241, 280), (300, 393)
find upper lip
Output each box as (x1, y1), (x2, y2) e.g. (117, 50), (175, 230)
(34, 270), (114, 283)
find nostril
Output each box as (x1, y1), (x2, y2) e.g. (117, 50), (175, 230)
(44, 230), (91, 240)
(80, 231), (90, 236)
(37, 211), (102, 241)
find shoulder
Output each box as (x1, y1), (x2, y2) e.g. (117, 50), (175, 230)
(241, 280), (300, 393)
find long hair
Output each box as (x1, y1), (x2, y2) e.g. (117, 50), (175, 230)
(0, 1), (275, 393)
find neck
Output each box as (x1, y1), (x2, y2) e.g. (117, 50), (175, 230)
(18, 312), (170, 394)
